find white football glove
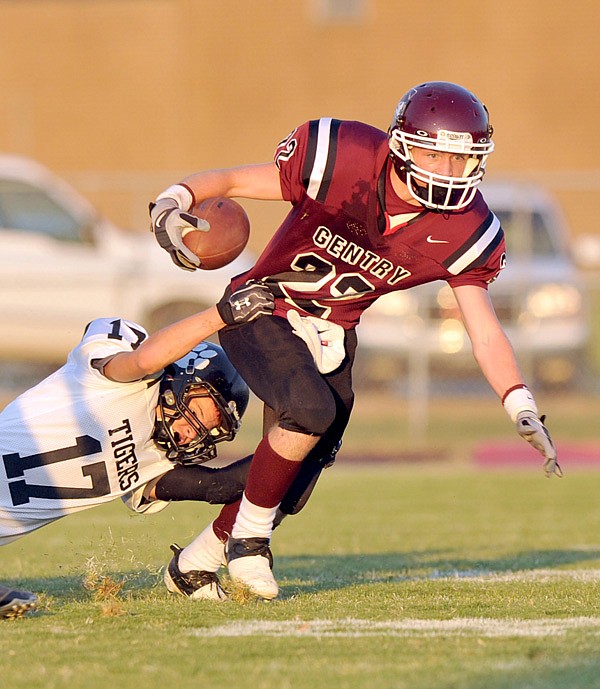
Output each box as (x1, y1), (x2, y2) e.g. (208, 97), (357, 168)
(516, 411), (562, 478)
(149, 199), (209, 271)
(287, 310), (346, 374)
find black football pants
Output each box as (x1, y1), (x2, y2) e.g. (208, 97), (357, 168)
(219, 314), (358, 514)
(219, 314), (356, 447)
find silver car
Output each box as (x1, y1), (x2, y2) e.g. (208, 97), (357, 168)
(0, 154), (253, 363)
(356, 179), (589, 388)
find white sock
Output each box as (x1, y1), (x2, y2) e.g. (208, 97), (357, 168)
(179, 522), (226, 573)
(231, 494), (279, 540)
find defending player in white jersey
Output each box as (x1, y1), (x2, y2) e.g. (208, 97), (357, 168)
(0, 279), (275, 616)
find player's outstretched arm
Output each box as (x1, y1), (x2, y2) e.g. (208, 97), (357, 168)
(103, 279), (275, 384)
(104, 306), (225, 383)
(454, 285), (561, 478)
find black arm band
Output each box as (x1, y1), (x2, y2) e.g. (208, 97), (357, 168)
(154, 455), (252, 504)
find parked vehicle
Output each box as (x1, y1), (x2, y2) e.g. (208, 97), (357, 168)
(0, 154), (253, 363)
(356, 179), (589, 388)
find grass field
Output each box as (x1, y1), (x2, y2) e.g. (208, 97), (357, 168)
(2, 463), (600, 689)
(3, 257), (600, 688)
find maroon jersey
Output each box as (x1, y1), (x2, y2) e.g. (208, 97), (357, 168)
(232, 118), (506, 330)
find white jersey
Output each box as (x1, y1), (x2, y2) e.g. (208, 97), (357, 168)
(0, 318), (173, 544)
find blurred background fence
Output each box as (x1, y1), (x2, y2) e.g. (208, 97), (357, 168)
(1, 0), (600, 463)
(2, 162), (600, 455)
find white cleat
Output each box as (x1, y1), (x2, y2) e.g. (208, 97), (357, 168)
(227, 537), (279, 600)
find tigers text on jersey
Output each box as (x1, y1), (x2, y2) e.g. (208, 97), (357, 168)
(232, 118), (506, 329)
(0, 318), (172, 544)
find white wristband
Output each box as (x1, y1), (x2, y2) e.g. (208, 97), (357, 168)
(156, 183), (194, 211)
(502, 386), (538, 423)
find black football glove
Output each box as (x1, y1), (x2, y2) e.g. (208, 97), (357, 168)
(149, 199), (208, 271)
(516, 411), (562, 478)
(217, 280), (275, 325)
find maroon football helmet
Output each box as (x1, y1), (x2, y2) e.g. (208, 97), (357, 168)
(388, 82), (494, 211)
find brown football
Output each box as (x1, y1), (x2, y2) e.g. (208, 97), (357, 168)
(182, 196), (250, 270)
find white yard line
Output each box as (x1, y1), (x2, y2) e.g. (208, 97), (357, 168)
(360, 568), (600, 583)
(422, 568), (600, 583)
(189, 570), (600, 639)
(190, 616), (600, 638)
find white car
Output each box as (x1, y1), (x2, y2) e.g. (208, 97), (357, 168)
(356, 180), (589, 388)
(0, 154), (254, 363)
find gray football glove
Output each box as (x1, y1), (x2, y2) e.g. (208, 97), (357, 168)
(217, 280), (275, 325)
(149, 199), (209, 271)
(516, 411), (562, 478)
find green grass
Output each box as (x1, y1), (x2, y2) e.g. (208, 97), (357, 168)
(3, 284), (600, 687)
(3, 466), (600, 689)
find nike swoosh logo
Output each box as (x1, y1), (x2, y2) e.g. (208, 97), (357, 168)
(426, 236), (449, 244)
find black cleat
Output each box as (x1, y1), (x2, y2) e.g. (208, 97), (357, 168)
(0, 585), (37, 619)
(163, 544), (227, 601)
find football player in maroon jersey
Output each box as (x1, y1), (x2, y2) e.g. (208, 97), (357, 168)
(151, 81), (560, 601)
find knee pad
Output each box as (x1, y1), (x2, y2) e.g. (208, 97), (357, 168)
(279, 395), (337, 436)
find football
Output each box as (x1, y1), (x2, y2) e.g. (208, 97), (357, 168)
(182, 197), (250, 270)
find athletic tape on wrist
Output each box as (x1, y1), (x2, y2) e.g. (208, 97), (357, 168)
(156, 183), (195, 211)
(502, 384), (538, 423)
